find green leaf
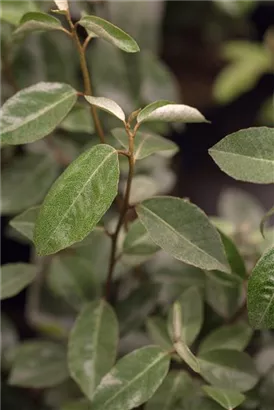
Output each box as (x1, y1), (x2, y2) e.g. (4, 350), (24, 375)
(1, 263), (36, 300)
(111, 127), (178, 159)
(174, 340), (200, 373)
(122, 219), (159, 265)
(84, 96), (125, 122)
(78, 15), (139, 53)
(260, 206), (274, 238)
(116, 284), (159, 336)
(14, 12), (63, 36)
(209, 127), (274, 184)
(205, 278), (243, 319)
(59, 104), (94, 134)
(199, 349), (258, 392)
(199, 322), (253, 355)
(145, 370), (192, 410)
(1, 314), (19, 370)
(61, 399), (91, 410)
(54, 0), (68, 10)
(136, 197), (230, 272)
(90, 346), (170, 410)
(247, 247), (274, 329)
(146, 317), (173, 351)
(168, 287), (204, 345)
(34, 144), (119, 255)
(1, 153), (58, 215)
(9, 341), (69, 388)
(137, 100), (208, 124)
(219, 231), (247, 278)
(47, 254), (100, 310)
(68, 300), (118, 399)
(9, 206), (39, 241)
(0, 0), (39, 25)
(0, 82), (78, 145)
(202, 386), (245, 410)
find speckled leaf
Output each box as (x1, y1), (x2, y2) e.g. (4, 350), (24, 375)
(34, 144), (119, 255)
(137, 100), (207, 124)
(9, 206), (39, 241)
(145, 370), (192, 410)
(78, 15), (139, 53)
(1, 263), (36, 300)
(168, 287), (203, 346)
(90, 346), (170, 410)
(9, 341), (69, 387)
(202, 386), (245, 410)
(199, 350), (258, 392)
(199, 322), (253, 355)
(85, 96), (125, 122)
(247, 247), (274, 329)
(0, 82), (77, 145)
(136, 197), (230, 272)
(14, 12), (63, 36)
(1, 153), (58, 215)
(68, 300), (118, 399)
(209, 127), (274, 183)
(111, 127), (178, 159)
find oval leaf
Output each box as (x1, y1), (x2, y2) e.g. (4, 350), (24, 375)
(85, 96), (125, 122)
(90, 346), (170, 410)
(9, 341), (68, 388)
(168, 287), (204, 346)
(1, 263), (36, 300)
(202, 386), (245, 410)
(78, 15), (139, 53)
(0, 82), (78, 145)
(137, 100), (207, 124)
(9, 206), (39, 241)
(209, 127), (274, 184)
(247, 247), (274, 329)
(174, 340), (200, 373)
(136, 197), (230, 272)
(34, 144), (119, 255)
(111, 127), (179, 160)
(14, 12), (63, 36)
(199, 322), (253, 355)
(1, 153), (58, 215)
(199, 350), (258, 392)
(68, 300), (118, 399)
(145, 370), (193, 410)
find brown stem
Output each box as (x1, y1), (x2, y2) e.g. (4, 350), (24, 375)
(67, 14), (105, 143)
(105, 128), (135, 300)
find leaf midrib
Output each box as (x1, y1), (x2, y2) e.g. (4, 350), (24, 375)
(210, 148), (274, 164)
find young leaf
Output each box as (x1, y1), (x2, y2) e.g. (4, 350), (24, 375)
(84, 96), (125, 122)
(68, 300), (118, 399)
(168, 287), (204, 346)
(209, 127), (274, 184)
(260, 206), (274, 238)
(1, 153), (58, 215)
(199, 350), (258, 392)
(9, 341), (69, 387)
(202, 386), (245, 410)
(90, 346), (170, 410)
(1, 263), (36, 300)
(78, 15), (140, 53)
(136, 197), (230, 272)
(199, 322), (253, 355)
(54, 0), (68, 10)
(146, 317), (173, 351)
(0, 82), (78, 145)
(14, 12), (63, 36)
(137, 100), (207, 124)
(145, 370), (192, 410)
(122, 219), (159, 266)
(111, 127), (179, 159)
(34, 144), (119, 255)
(9, 206), (39, 241)
(174, 341), (200, 373)
(247, 247), (274, 329)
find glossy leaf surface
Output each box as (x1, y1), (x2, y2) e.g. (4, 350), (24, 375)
(0, 82), (77, 145)
(1, 263), (36, 300)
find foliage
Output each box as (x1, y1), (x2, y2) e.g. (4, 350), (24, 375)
(1, 1), (273, 409)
